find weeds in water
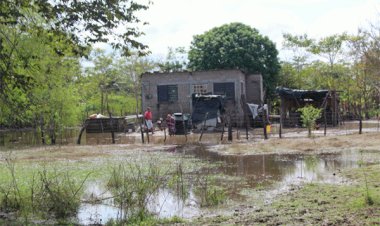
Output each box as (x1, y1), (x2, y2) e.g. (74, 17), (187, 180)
(359, 151), (374, 206)
(168, 163), (189, 201)
(196, 175), (226, 207)
(107, 162), (165, 224)
(0, 152), (89, 221)
(0, 153), (22, 213)
(32, 167), (89, 218)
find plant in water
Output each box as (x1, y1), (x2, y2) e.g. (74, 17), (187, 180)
(196, 175), (226, 207)
(107, 162), (165, 224)
(0, 154), (22, 213)
(32, 167), (89, 219)
(298, 105), (322, 137)
(358, 151), (374, 206)
(0, 152), (89, 222)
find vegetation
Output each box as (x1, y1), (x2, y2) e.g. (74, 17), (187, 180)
(297, 105), (322, 137)
(188, 22), (280, 99)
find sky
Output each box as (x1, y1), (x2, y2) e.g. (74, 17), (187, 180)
(130, 0), (380, 60)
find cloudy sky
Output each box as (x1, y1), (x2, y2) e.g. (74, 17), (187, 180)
(135, 0), (380, 60)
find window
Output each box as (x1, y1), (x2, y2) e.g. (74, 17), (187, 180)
(213, 82), (235, 100)
(157, 85), (178, 102)
(193, 84), (208, 94)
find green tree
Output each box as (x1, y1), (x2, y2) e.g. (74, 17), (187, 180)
(79, 49), (156, 119)
(188, 22), (280, 99)
(298, 105), (322, 138)
(158, 47), (188, 72)
(282, 33), (314, 72)
(0, 0), (151, 108)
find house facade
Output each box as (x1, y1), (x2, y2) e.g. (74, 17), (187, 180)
(141, 69), (263, 124)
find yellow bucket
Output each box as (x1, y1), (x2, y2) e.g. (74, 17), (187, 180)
(266, 125), (271, 133)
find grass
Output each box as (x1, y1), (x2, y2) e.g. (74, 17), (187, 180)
(0, 144), (225, 224)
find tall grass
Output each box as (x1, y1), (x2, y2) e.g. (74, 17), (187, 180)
(107, 162), (165, 224)
(0, 152), (89, 222)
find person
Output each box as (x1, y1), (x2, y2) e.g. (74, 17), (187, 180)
(144, 107), (154, 134)
(166, 113), (176, 136)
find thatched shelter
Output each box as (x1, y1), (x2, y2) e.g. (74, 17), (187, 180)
(276, 87), (339, 128)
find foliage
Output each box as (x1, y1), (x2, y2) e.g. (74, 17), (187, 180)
(79, 49), (156, 118)
(158, 47), (188, 72)
(195, 175), (226, 207)
(188, 22), (280, 99)
(297, 105), (322, 137)
(0, 0), (151, 56)
(0, 0), (151, 130)
(107, 163), (164, 224)
(0, 155), (88, 221)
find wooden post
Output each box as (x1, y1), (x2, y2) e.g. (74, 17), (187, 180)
(359, 104), (363, 134)
(262, 107), (268, 139)
(140, 117), (145, 144)
(240, 95), (249, 140)
(324, 107), (327, 136)
(279, 97), (283, 138)
(77, 120), (89, 144)
(109, 116), (115, 144)
(199, 112), (208, 142)
(164, 125), (167, 143)
(220, 121), (225, 141)
(228, 114), (233, 141)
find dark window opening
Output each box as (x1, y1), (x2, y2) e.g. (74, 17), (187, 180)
(158, 85), (178, 102)
(214, 82), (235, 100)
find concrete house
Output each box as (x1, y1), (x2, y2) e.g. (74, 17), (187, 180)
(141, 69), (263, 125)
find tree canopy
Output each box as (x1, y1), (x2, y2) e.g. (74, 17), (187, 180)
(1, 0), (150, 56)
(188, 22), (280, 99)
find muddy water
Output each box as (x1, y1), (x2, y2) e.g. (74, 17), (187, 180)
(77, 146), (370, 224)
(181, 145), (361, 187)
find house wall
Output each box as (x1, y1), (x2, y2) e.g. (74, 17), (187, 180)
(141, 70), (260, 124)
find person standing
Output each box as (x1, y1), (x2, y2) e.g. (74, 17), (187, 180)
(166, 113), (176, 136)
(144, 107), (154, 134)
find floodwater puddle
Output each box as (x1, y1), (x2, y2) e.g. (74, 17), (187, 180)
(77, 183), (200, 225)
(182, 145), (360, 186)
(77, 146), (371, 225)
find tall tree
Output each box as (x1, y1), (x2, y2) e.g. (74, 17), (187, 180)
(158, 47), (188, 72)
(0, 0), (151, 106)
(188, 22), (280, 99)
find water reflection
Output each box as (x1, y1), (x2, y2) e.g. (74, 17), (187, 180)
(78, 184), (200, 225)
(77, 147), (366, 225)
(0, 128), (80, 148)
(181, 146), (359, 187)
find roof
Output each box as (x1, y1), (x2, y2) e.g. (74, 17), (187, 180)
(141, 69), (247, 77)
(276, 87), (330, 100)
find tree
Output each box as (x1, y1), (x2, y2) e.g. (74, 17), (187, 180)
(1, 0), (150, 56)
(0, 0), (151, 107)
(158, 47), (188, 72)
(282, 33), (314, 72)
(298, 105), (322, 138)
(79, 49), (156, 119)
(188, 22), (280, 99)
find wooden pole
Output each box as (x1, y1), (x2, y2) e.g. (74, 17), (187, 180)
(140, 117), (145, 144)
(262, 107), (268, 139)
(228, 114), (233, 141)
(279, 97), (283, 139)
(199, 112), (208, 142)
(77, 120), (89, 144)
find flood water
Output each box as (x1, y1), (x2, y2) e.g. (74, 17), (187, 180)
(77, 145), (370, 225)
(1, 127), (378, 225)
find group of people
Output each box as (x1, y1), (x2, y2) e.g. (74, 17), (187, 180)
(144, 107), (176, 136)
